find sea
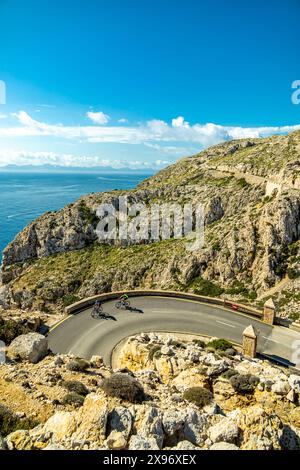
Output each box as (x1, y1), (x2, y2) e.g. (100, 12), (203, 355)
(0, 171), (151, 261)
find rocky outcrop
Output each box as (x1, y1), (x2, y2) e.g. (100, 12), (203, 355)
(7, 333), (48, 363)
(0, 332), (299, 450)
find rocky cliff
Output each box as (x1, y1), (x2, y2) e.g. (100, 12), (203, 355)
(0, 332), (299, 450)
(1, 131), (300, 319)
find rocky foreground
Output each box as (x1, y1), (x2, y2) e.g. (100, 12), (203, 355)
(1, 131), (300, 321)
(0, 332), (299, 451)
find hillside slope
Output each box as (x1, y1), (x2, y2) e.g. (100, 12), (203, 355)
(1, 131), (300, 320)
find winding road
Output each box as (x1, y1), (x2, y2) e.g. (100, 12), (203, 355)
(47, 296), (300, 367)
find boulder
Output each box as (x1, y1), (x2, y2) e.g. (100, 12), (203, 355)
(90, 355), (104, 368)
(280, 425), (300, 450)
(136, 406), (164, 449)
(208, 418), (239, 443)
(286, 389), (296, 403)
(107, 406), (133, 439)
(210, 442), (239, 450)
(5, 430), (34, 450)
(106, 430), (127, 450)
(288, 374), (300, 393)
(183, 408), (208, 446)
(72, 394), (108, 443)
(271, 380), (291, 395)
(162, 410), (186, 438)
(8, 333), (48, 363)
(129, 435), (159, 450)
(42, 411), (77, 441)
(172, 368), (209, 391)
(173, 440), (201, 450)
(228, 405), (282, 450)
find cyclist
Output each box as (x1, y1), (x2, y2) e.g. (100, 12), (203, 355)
(92, 299), (102, 316)
(120, 293), (129, 302)
(116, 293), (130, 309)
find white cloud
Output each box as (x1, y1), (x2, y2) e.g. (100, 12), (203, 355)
(172, 116), (189, 128)
(87, 111), (110, 125)
(0, 113), (7, 119)
(118, 118), (128, 123)
(0, 111), (299, 150)
(0, 150), (168, 170)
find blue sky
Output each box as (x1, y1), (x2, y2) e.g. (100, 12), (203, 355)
(0, 0), (299, 170)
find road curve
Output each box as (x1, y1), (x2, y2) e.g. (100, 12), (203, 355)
(47, 296), (300, 366)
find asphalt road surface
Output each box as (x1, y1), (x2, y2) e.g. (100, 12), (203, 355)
(47, 296), (300, 367)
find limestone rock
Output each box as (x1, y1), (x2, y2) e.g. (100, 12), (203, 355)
(172, 368), (209, 391)
(90, 355), (104, 368)
(8, 333), (48, 363)
(129, 435), (159, 450)
(136, 406), (164, 449)
(173, 440), (201, 450)
(5, 430), (35, 450)
(208, 418), (239, 444)
(107, 406), (133, 439)
(162, 409), (186, 438)
(106, 430), (127, 450)
(72, 394), (108, 443)
(210, 442), (239, 450)
(42, 411), (77, 441)
(288, 374), (300, 393)
(228, 405), (282, 450)
(183, 408), (208, 446)
(271, 380), (291, 395)
(280, 425), (300, 450)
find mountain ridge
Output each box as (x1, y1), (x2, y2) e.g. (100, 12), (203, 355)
(1, 131), (300, 321)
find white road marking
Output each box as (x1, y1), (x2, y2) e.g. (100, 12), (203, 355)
(262, 336), (280, 344)
(216, 320), (236, 328)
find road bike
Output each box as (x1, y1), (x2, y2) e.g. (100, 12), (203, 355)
(115, 299), (130, 309)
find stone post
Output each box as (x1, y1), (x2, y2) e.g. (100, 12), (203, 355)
(263, 298), (276, 325)
(242, 325), (257, 358)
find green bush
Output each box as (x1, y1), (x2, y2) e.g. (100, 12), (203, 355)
(61, 380), (89, 396)
(62, 392), (85, 407)
(192, 339), (206, 348)
(101, 373), (145, 403)
(148, 345), (161, 361)
(78, 201), (98, 226)
(225, 281), (248, 296)
(208, 338), (233, 351)
(0, 404), (39, 437)
(237, 178), (249, 188)
(230, 373), (259, 394)
(221, 369), (239, 380)
(66, 357), (90, 372)
(62, 294), (80, 307)
(190, 277), (224, 297)
(183, 387), (213, 408)
(288, 242), (299, 257)
(0, 318), (29, 344)
(169, 339), (187, 349)
(287, 267), (300, 280)
(212, 242), (221, 252)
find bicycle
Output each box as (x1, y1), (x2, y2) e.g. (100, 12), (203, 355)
(115, 299), (130, 309)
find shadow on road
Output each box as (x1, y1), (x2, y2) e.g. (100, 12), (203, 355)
(126, 306), (144, 314)
(91, 313), (117, 321)
(257, 353), (296, 369)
